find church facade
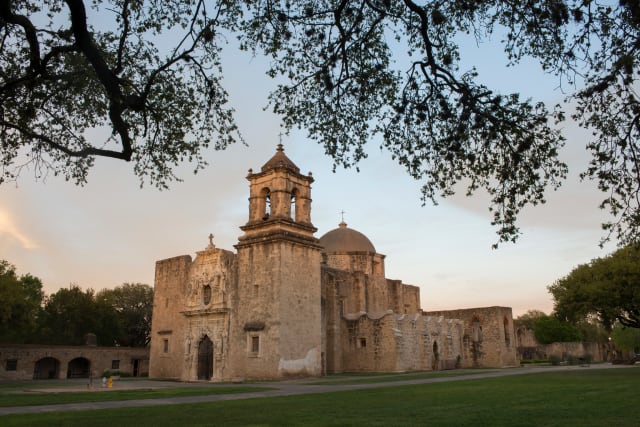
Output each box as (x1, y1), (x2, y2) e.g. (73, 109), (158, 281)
(149, 146), (518, 381)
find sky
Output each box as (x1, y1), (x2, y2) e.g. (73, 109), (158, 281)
(0, 14), (619, 317)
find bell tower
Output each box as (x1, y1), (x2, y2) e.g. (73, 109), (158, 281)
(241, 143), (316, 240)
(230, 144), (323, 379)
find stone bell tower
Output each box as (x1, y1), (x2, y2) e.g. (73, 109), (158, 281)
(229, 144), (323, 379)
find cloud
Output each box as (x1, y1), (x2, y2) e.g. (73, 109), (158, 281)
(0, 208), (39, 249)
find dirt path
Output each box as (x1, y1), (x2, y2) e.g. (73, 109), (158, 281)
(0, 364), (636, 416)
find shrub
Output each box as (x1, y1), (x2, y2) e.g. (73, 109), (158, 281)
(520, 359), (549, 364)
(549, 355), (561, 366)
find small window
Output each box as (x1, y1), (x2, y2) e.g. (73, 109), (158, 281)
(251, 336), (260, 353)
(203, 285), (212, 305)
(163, 339), (169, 353)
(111, 360), (120, 370)
(6, 359), (17, 371)
(359, 338), (367, 348)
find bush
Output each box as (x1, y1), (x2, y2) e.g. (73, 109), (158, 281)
(102, 370), (131, 378)
(549, 355), (561, 366)
(520, 359), (549, 364)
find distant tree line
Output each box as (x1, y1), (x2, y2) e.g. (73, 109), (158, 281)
(515, 244), (640, 355)
(0, 260), (153, 347)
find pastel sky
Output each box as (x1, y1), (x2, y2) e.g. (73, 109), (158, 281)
(0, 22), (617, 317)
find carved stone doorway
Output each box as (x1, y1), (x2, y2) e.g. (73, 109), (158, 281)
(197, 335), (214, 380)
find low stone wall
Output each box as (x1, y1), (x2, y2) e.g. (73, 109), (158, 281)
(518, 342), (607, 362)
(0, 344), (149, 380)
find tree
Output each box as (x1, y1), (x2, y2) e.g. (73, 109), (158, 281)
(2, 1), (639, 245)
(514, 309), (547, 330)
(0, 260), (44, 343)
(549, 245), (640, 330)
(611, 323), (640, 353)
(0, 0), (240, 188)
(532, 314), (582, 344)
(39, 284), (122, 346)
(97, 283), (153, 347)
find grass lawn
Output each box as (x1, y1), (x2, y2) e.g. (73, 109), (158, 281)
(2, 367), (639, 426)
(0, 385), (274, 407)
(305, 369), (488, 385)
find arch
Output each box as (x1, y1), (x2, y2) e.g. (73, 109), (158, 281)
(203, 284), (212, 305)
(197, 335), (214, 380)
(33, 357), (60, 379)
(290, 188), (298, 221)
(432, 341), (440, 370)
(260, 188), (271, 220)
(67, 357), (91, 378)
(471, 315), (482, 343)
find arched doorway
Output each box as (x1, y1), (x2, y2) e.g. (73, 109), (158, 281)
(197, 335), (214, 380)
(67, 357), (91, 378)
(432, 341), (440, 371)
(33, 357), (60, 379)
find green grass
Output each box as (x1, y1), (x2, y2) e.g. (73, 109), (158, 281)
(305, 369), (488, 385)
(0, 385), (273, 407)
(2, 367), (639, 426)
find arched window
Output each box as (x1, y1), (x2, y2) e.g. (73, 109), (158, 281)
(504, 316), (511, 347)
(260, 188), (271, 220)
(471, 316), (482, 343)
(290, 188), (298, 221)
(203, 285), (212, 305)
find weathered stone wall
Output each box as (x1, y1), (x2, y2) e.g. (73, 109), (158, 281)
(341, 312), (399, 372)
(324, 252), (386, 278)
(515, 326), (538, 347)
(424, 307), (519, 368)
(322, 267), (353, 374)
(0, 344), (149, 380)
(230, 241), (280, 380)
(230, 239), (322, 380)
(338, 313), (464, 372)
(181, 247), (237, 381)
(149, 255), (191, 379)
(386, 280), (420, 314)
(515, 328), (607, 362)
(333, 270), (421, 315)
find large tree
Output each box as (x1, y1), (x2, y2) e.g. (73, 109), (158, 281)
(1, 1), (639, 245)
(549, 244), (640, 330)
(0, 260), (44, 343)
(97, 283), (153, 347)
(39, 285), (123, 345)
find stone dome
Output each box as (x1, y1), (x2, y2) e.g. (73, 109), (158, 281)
(319, 222), (376, 253)
(261, 144), (300, 173)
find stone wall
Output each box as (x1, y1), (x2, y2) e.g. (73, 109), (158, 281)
(338, 313), (464, 372)
(518, 342), (607, 362)
(230, 239), (322, 380)
(424, 307), (519, 368)
(515, 327), (608, 362)
(0, 344), (149, 380)
(149, 255), (191, 379)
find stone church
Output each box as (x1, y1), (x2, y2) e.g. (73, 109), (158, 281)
(149, 145), (518, 381)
